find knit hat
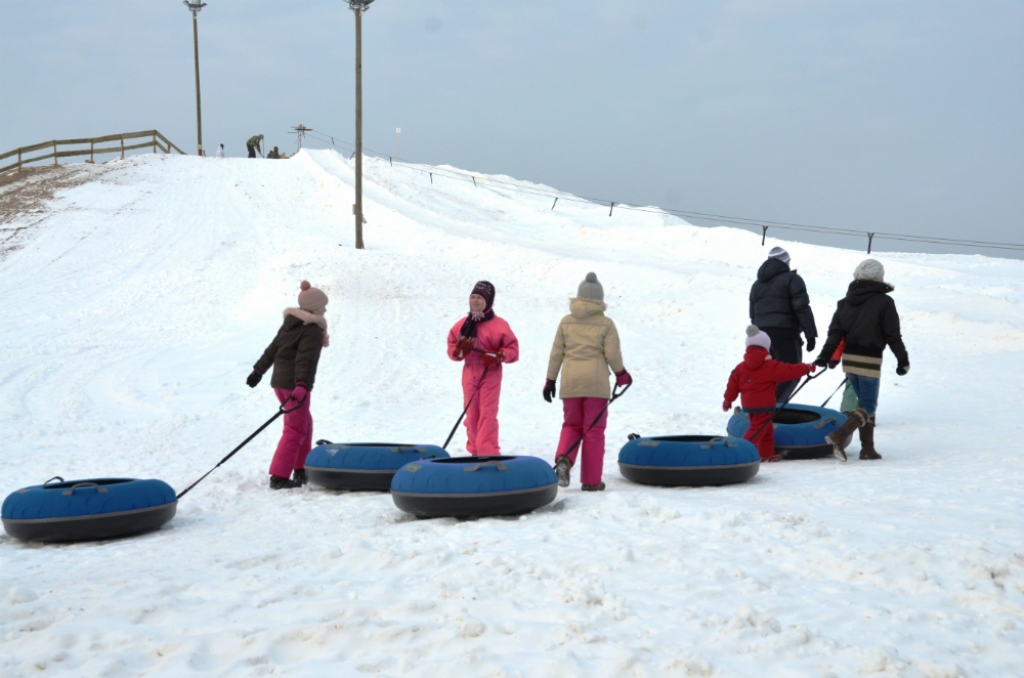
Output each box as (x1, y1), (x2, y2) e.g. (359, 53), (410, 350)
(577, 272), (604, 301)
(853, 259), (885, 282)
(297, 280), (328, 312)
(745, 324), (771, 350)
(768, 246), (791, 264)
(471, 280), (495, 311)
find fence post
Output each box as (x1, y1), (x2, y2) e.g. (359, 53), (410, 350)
(120, 135), (125, 160)
(90, 140), (94, 163)
(152, 133), (157, 154)
(53, 141), (58, 166)
(17, 149), (22, 173)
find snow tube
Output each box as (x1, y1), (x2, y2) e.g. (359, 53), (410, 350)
(2, 477), (177, 543)
(391, 456), (558, 518)
(618, 435), (760, 486)
(727, 405), (847, 459)
(304, 441), (450, 491)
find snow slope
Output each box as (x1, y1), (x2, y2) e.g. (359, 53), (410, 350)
(1, 151), (1022, 677)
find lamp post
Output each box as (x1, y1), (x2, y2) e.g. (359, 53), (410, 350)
(183, 1), (207, 156)
(348, 0), (374, 249)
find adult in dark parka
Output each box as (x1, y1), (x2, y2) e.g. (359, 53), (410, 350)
(749, 246), (818, 402)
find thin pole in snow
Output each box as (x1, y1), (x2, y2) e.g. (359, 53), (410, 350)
(551, 197), (558, 210)
(867, 232), (875, 254)
(761, 225), (768, 245)
(609, 201), (615, 217)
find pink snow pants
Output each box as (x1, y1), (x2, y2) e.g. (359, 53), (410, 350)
(269, 387), (313, 478)
(554, 397), (608, 485)
(462, 364), (503, 456)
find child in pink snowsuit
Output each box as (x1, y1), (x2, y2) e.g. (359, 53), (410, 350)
(545, 273), (631, 491)
(447, 281), (519, 456)
(247, 281), (330, 489)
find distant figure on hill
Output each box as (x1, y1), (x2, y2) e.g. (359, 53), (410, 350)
(246, 134), (263, 158)
(815, 259), (910, 462)
(216, 144), (225, 158)
(749, 246), (818, 402)
(267, 146), (281, 159)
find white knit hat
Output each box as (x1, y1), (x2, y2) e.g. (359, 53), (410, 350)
(854, 259), (885, 282)
(745, 324), (771, 350)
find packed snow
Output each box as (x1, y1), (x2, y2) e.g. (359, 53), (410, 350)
(1, 150), (1022, 677)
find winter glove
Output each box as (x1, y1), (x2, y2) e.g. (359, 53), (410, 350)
(813, 355), (829, 368)
(453, 336), (475, 360)
(288, 383), (309, 406)
(614, 369), (632, 387)
(246, 370), (262, 388)
(722, 400), (731, 413)
(807, 363), (817, 373)
(896, 363), (910, 376)
(543, 379), (556, 403)
(828, 358), (840, 369)
(481, 351), (504, 367)
(805, 337), (816, 353)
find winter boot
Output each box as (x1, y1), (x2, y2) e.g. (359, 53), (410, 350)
(292, 468), (307, 486)
(581, 482), (606, 492)
(858, 416), (882, 460)
(554, 456), (572, 488)
(825, 407), (867, 462)
(269, 474), (301, 490)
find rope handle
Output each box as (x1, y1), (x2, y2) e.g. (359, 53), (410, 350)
(700, 437), (735, 449)
(43, 476), (65, 485)
(62, 482), (108, 496)
(463, 460), (509, 472)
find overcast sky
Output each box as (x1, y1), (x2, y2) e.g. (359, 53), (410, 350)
(1, 0), (1021, 258)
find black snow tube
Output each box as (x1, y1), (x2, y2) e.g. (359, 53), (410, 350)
(2, 477), (177, 543)
(618, 435), (761, 486)
(390, 456), (558, 518)
(727, 404), (847, 459)
(304, 441), (450, 491)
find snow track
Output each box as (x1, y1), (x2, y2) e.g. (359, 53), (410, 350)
(0, 151), (1022, 677)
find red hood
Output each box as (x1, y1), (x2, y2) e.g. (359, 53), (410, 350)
(743, 346), (770, 369)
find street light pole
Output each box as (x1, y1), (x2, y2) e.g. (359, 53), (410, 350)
(348, 0), (374, 249)
(184, 1), (208, 156)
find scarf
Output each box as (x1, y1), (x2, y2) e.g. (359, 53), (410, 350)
(458, 308), (494, 339)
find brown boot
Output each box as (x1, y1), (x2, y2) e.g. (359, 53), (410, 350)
(825, 407), (867, 462)
(581, 482), (606, 492)
(858, 416), (882, 460)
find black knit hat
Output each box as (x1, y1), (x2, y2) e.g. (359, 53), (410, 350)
(471, 280), (495, 311)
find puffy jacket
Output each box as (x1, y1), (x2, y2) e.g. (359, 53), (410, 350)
(446, 315), (519, 367)
(546, 298), (624, 400)
(253, 310), (326, 389)
(817, 280), (909, 370)
(724, 346), (813, 410)
(749, 258), (817, 339)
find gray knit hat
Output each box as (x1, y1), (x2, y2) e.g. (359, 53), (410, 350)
(853, 259), (885, 282)
(577, 272), (604, 301)
(768, 246), (791, 264)
(297, 280), (328, 312)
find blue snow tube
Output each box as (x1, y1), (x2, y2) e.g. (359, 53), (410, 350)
(390, 456), (558, 518)
(618, 435), (760, 486)
(2, 477), (177, 543)
(727, 404), (847, 459)
(304, 441), (450, 491)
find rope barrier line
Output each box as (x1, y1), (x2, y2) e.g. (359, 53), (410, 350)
(300, 127), (1024, 254)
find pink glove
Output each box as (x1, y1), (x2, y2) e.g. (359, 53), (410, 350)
(288, 383), (309, 406)
(807, 363), (817, 373)
(615, 369), (632, 387)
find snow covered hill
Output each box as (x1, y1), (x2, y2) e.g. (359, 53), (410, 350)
(1, 151), (1022, 677)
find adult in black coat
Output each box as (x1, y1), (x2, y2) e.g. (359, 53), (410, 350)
(749, 247), (818, 402)
(814, 259), (910, 462)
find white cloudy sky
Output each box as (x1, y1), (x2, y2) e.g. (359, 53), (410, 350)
(1, 0), (1021, 256)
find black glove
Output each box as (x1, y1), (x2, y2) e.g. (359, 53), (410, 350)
(813, 355), (828, 368)
(896, 363), (910, 376)
(542, 379), (556, 403)
(805, 337), (816, 353)
(246, 370), (262, 388)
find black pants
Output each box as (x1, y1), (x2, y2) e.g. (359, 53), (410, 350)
(247, 144), (256, 158)
(764, 330), (802, 403)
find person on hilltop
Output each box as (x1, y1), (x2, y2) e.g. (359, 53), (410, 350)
(814, 259), (910, 462)
(545, 273), (632, 491)
(216, 143), (225, 158)
(247, 281), (330, 489)
(447, 281), (519, 456)
(749, 246), (818, 403)
(267, 146), (281, 159)
(723, 326), (816, 462)
(246, 134), (264, 158)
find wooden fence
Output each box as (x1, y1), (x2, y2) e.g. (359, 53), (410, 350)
(0, 130), (186, 174)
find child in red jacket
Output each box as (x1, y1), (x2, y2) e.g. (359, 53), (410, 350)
(723, 326), (815, 462)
